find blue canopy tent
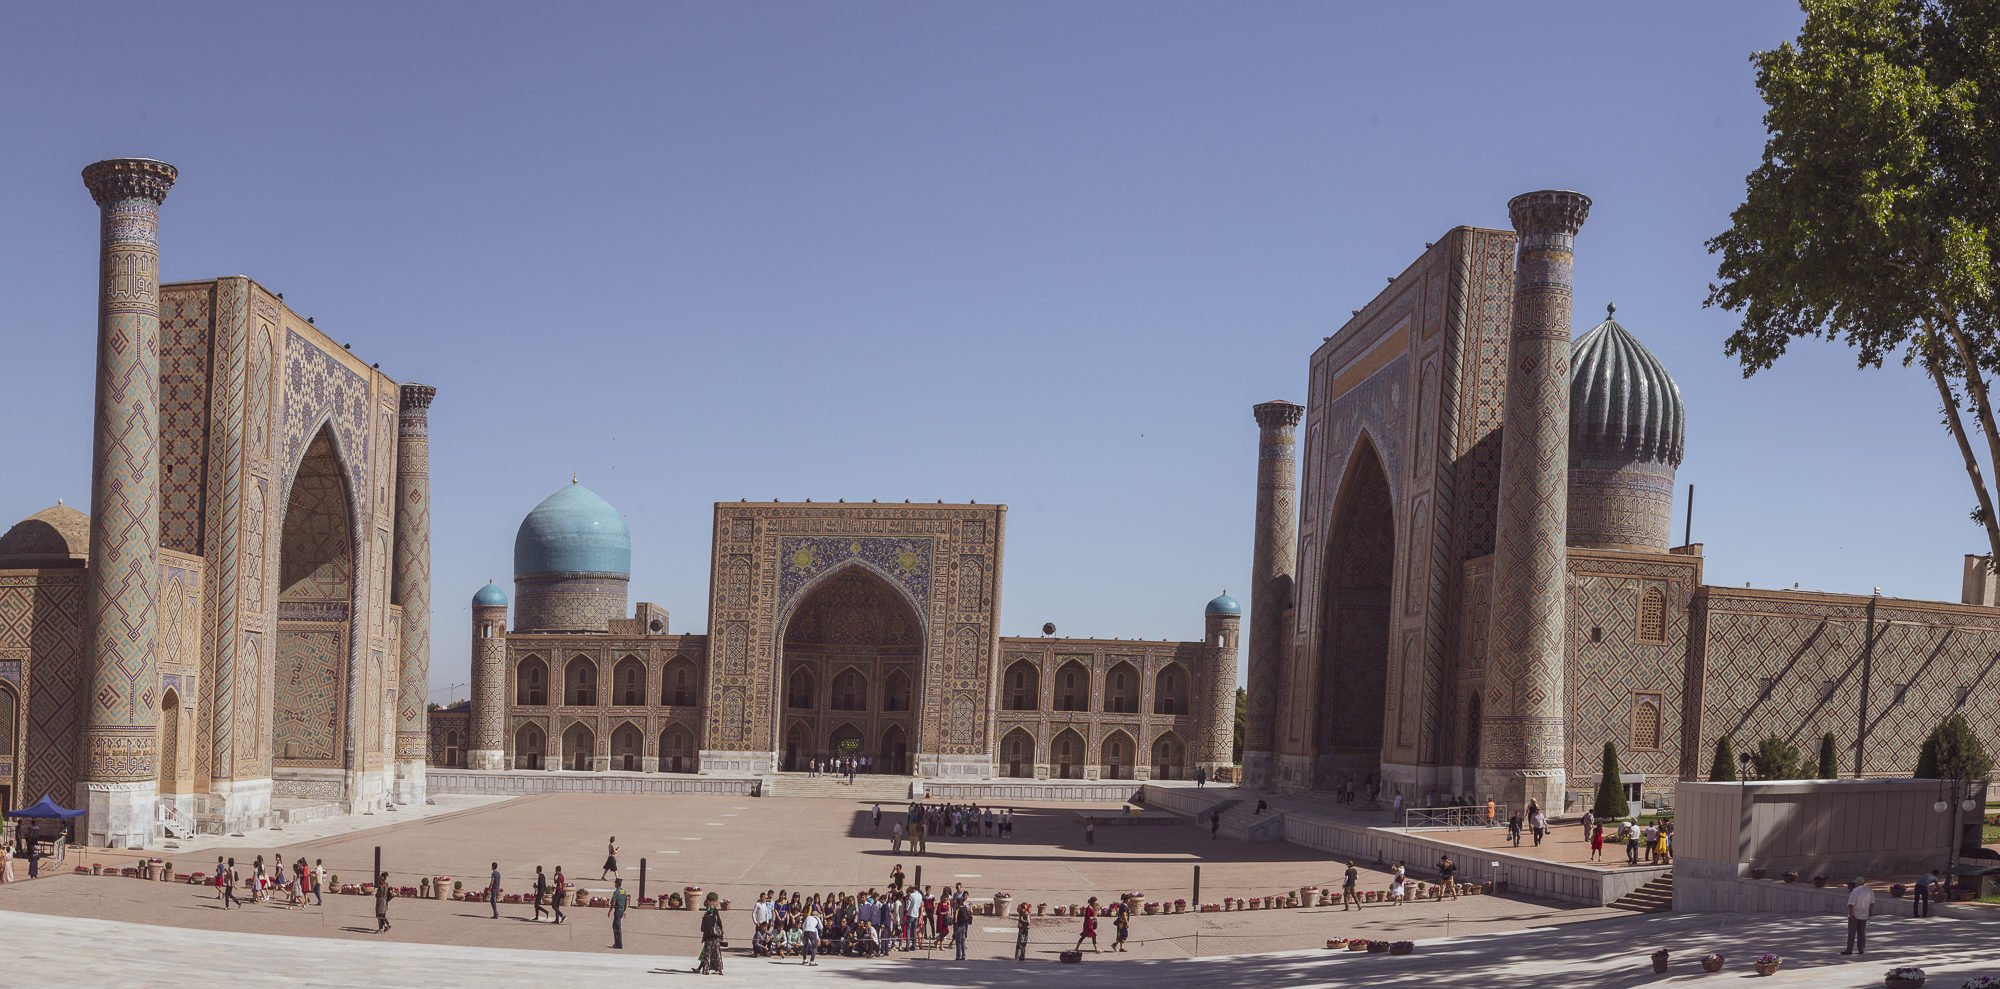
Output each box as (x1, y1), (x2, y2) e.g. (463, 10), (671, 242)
(6, 795), (84, 819)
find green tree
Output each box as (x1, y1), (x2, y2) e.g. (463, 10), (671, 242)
(1818, 732), (1841, 778)
(1233, 687), (1246, 763)
(1748, 735), (1808, 781)
(1915, 713), (1995, 780)
(1593, 741), (1631, 820)
(1710, 736), (1738, 782)
(1706, 0), (2000, 562)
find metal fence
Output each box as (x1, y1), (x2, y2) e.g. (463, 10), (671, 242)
(1399, 803), (1510, 830)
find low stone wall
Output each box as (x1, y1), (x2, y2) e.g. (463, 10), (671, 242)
(1136, 784), (1232, 818)
(919, 780), (1145, 803)
(1278, 814), (1665, 907)
(425, 770), (761, 797)
(1673, 857), (1992, 918)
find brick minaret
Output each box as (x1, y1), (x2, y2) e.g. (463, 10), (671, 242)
(393, 383), (436, 800)
(1198, 595), (1241, 779)
(1243, 399), (1303, 787)
(469, 584), (508, 770)
(1481, 189), (1590, 813)
(79, 158), (176, 847)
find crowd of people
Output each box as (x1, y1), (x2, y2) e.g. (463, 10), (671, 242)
(885, 800), (1019, 854)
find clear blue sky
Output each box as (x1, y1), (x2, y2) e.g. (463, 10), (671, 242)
(7, 2), (1957, 708)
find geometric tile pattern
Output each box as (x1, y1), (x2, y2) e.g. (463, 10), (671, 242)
(393, 384), (433, 762)
(81, 159), (176, 783)
(281, 329), (369, 500)
(198, 278), (249, 786)
(0, 573), (85, 804)
(1244, 400), (1301, 765)
(1562, 552), (1699, 780)
(273, 628), (346, 767)
(157, 288), (213, 555)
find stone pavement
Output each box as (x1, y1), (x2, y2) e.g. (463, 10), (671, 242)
(5, 902), (1998, 987)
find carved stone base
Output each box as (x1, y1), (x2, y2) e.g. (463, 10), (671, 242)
(1241, 750), (1275, 787)
(204, 777), (273, 835)
(917, 752), (993, 779)
(393, 759), (427, 805)
(701, 749), (775, 775)
(78, 780), (156, 849)
(1476, 768), (1567, 816)
(468, 749), (505, 771)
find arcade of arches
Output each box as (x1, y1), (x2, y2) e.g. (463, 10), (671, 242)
(780, 567), (920, 773)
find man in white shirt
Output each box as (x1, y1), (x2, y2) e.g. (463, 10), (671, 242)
(754, 891), (774, 927)
(906, 889), (925, 949)
(1843, 877), (1876, 955)
(800, 910), (821, 966)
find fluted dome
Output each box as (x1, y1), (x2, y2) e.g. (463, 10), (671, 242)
(1205, 592), (1241, 616)
(472, 581), (509, 607)
(0, 502), (90, 567)
(513, 481), (630, 577)
(1569, 306), (1685, 467)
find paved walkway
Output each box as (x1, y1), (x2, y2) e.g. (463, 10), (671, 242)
(5, 904), (1997, 987)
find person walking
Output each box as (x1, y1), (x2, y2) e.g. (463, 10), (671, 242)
(1486, 799), (1496, 827)
(552, 866), (568, 925)
(801, 905), (821, 965)
(1111, 899), (1130, 952)
(873, 803), (882, 833)
(213, 856), (226, 899)
(891, 820), (904, 854)
(1195, 766), (1207, 787)
(1439, 855), (1458, 898)
(374, 872), (395, 933)
(608, 877), (630, 949)
(313, 859), (326, 907)
(1589, 824), (1605, 862)
(1915, 868), (1938, 918)
(602, 837), (619, 881)
(1341, 862), (1362, 910)
(1015, 902), (1032, 960)
(696, 902), (726, 974)
(533, 866), (550, 921)
(1074, 896), (1100, 953)
(1580, 809), (1595, 841)
(1623, 821), (1640, 864)
(953, 897), (973, 960)
(221, 858), (241, 909)
(1843, 877), (1875, 955)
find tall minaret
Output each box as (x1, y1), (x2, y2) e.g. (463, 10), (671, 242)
(1243, 399), (1303, 787)
(1481, 189), (1590, 812)
(79, 158), (176, 848)
(1198, 593), (1242, 780)
(393, 383), (437, 802)
(469, 583), (509, 770)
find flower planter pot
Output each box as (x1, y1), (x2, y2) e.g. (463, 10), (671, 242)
(1753, 960), (1781, 976)
(1389, 942), (1414, 956)
(1890, 884), (1907, 898)
(1885, 977), (1924, 989)
(1367, 940), (1388, 954)
(1749, 868), (1766, 880)
(1327, 939), (1346, 949)
(1347, 940), (1369, 952)
(1651, 951), (1669, 974)
(1701, 956), (1724, 972)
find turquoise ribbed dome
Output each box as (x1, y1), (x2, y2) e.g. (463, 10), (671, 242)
(1569, 306), (1685, 467)
(1205, 592), (1241, 616)
(472, 582), (509, 607)
(513, 481), (631, 576)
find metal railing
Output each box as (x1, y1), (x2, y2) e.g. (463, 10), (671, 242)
(1399, 803), (1510, 830)
(158, 803), (196, 840)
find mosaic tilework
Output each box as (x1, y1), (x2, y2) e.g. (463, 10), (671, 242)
(200, 279), (251, 785)
(281, 329), (369, 497)
(0, 573), (85, 803)
(1244, 401), (1301, 768)
(279, 432), (356, 601)
(1484, 191), (1589, 782)
(82, 161), (175, 783)
(776, 536), (933, 614)
(273, 628), (345, 767)
(1315, 446), (1393, 761)
(1562, 552), (1699, 781)
(158, 286), (213, 555)
(393, 385), (434, 762)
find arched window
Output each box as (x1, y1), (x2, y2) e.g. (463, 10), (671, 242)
(1005, 661), (1039, 711)
(517, 657), (547, 706)
(515, 723), (545, 770)
(831, 669), (867, 711)
(0, 683), (16, 757)
(1101, 730), (1133, 780)
(1631, 694), (1663, 750)
(443, 729), (462, 768)
(662, 656), (698, 707)
(564, 657), (596, 706)
(1105, 662), (1138, 714)
(999, 727), (1035, 778)
(1054, 661), (1089, 712)
(1154, 664), (1188, 715)
(1636, 587), (1667, 644)
(613, 656), (645, 706)
(612, 722), (643, 771)
(660, 726), (694, 773)
(787, 668), (815, 709)
(1053, 729), (1084, 779)
(1150, 731), (1187, 780)
(882, 670), (911, 712)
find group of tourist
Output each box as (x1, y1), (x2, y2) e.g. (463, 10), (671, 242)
(209, 853), (328, 910)
(747, 881), (979, 962)
(886, 801), (1018, 855)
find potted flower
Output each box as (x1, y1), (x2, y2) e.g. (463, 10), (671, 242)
(1960, 977), (2000, 989)
(1749, 867), (1767, 880)
(1812, 875), (1829, 888)
(1886, 967), (1927, 989)
(1702, 953), (1725, 972)
(639, 897), (656, 908)
(1780, 872), (1799, 884)
(1347, 939), (1369, 952)
(1174, 898), (1186, 914)
(452, 879), (463, 900)
(1035, 902), (1046, 916)
(720, 899), (730, 911)
(1143, 901), (1158, 915)
(683, 886), (702, 909)
(1753, 952), (1781, 976)
(1327, 938), (1347, 949)
(1652, 949), (1670, 973)
(1891, 884), (1907, 898)
(667, 892), (682, 909)
(1367, 939), (1389, 954)
(1389, 941), (1414, 956)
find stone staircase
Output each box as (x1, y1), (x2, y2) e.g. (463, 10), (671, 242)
(1610, 871), (1673, 913)
(760, 773), (912, 801)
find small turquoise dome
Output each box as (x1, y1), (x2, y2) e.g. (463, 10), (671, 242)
(513, 481), (631, 576)
(472, 581), (508, 608)
(1206, 592), (1241, 616)
(1570, 305), (1686, 467)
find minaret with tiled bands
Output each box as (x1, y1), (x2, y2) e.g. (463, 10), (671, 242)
(1481, 189), (1590, 812)
(79, 157), (176, 847)
(392, 383), (436, 801)
(1243, 399), (1303, 787)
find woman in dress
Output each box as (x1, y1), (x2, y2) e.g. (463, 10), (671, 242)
(1, 844), (14, 883)
(1589, 824), (1605, 861)
(1111, 899), (1130, 952)
(602, 836), (619, 880)
(1014, 902), (1031, 960)
(1074, 895), (1100, 952)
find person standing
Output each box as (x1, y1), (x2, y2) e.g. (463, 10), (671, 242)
(1439, 855), (1458, 898)
(696, 902), (726, 974)
(1486, 799), (1496, 826)
(891, 819), (904, 854)
(1580, 809), (1595, 841)
(489, 862), (502, 919)
(602, 837), (619, 881)
(1915, 868), (1938, 918)
(1589, 824), (1605, 862)
(1843, 877), (1875, 955)
(953, 897), (973, 960)
(213, 856), (226, 899)
(1074, 896), (1100, 953)
(1111, 899), (1130, 952)
(1341, 862), (1361, 910)
(1015, 901), (1032, 960)
(1, 845), (12, 884)
(220, 858), (241, 909)
(873, 803), (882, 833)
(374, 872), (395, 933)
(552, 867), (568, 925)
(608, 878), (630, 949)
(801, 905), (821, 965)
(1084, 818), (1095, 845)
(313, 859), (326, 907)
(533, 866), (550, 921)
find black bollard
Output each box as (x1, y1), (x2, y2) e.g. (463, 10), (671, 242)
(914, 865), (922, 892)
(639, 858), (647, 902)
(374, 846), (381, 888)
(1193, 865), (1201, 906)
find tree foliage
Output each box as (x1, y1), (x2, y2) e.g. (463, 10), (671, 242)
(1748, 735), (1809, 781)
(1707, 0), (2000, 560)
(1594, 741), (1631, 820)
(1710, 736), (1738, 782)
(1915, 712), (1995, 780)
(1818, 732), (1841, 778)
